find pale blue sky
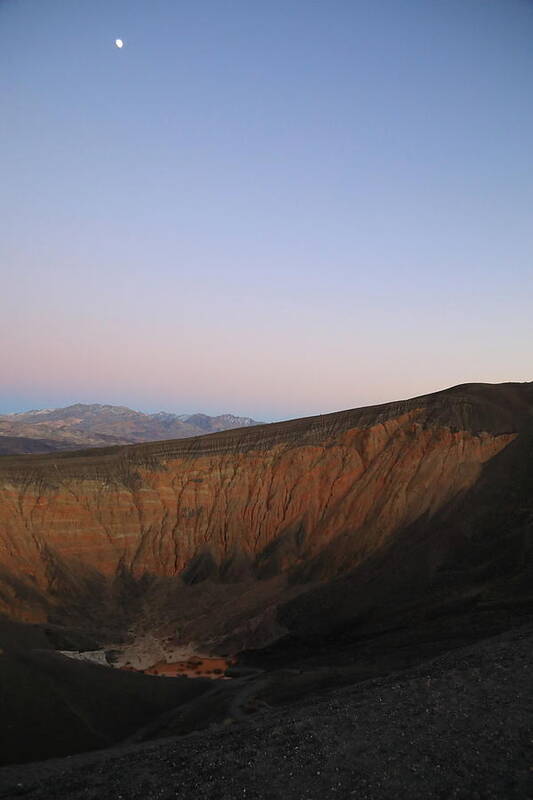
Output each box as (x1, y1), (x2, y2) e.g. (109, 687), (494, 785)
(1, 0), (532, 419)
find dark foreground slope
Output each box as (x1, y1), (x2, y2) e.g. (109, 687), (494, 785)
(0, 616), (212, 765)
(1, 623), (531, 800)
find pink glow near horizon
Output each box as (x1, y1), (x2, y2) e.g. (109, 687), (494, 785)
(1, 1), (532, 418)
(3, 298), (531, 419)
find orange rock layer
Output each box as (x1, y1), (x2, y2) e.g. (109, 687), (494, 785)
(143, 656), (235, 678)
(0, 388), (520, 623)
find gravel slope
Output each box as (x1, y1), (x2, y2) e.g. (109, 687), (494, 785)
(1, 623), (531, 800)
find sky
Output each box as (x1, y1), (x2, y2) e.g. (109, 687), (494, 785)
(1, 0), (532, 420)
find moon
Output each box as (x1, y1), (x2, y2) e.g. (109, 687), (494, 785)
(115, 39), (124, 48)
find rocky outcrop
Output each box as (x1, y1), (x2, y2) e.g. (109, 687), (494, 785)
(0, 382), (531, 645)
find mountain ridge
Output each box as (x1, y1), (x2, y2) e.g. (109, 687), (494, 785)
(0, 403), (262, 454)
(1, 380), (531, 473)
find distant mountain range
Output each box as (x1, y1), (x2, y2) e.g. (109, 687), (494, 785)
(0, 404), (261, 454)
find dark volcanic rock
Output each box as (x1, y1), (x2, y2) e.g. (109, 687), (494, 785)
(0, 623), (531, 799)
